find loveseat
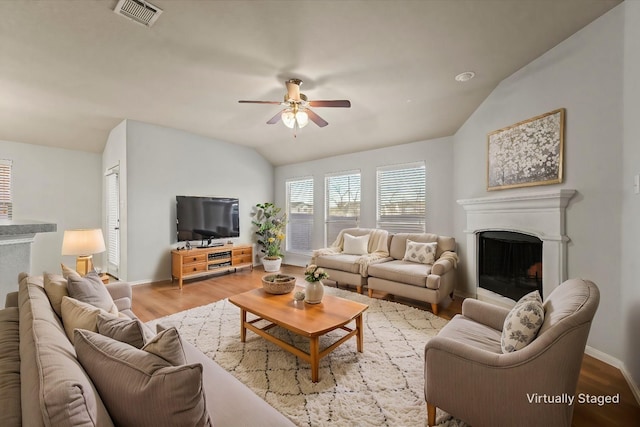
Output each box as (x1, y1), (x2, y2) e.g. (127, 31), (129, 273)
(311, 228), (392, 294)
(0, 272), (294, 427)
(312, 229), (458, 315)
(367, 233), (457, 315)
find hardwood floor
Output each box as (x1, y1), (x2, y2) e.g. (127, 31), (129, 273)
(131, 265), (640, 426)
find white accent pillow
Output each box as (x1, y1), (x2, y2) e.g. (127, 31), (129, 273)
(501, 291), (545, 353)
(403, 240), (437, 264)
(343, 233), (370, 255)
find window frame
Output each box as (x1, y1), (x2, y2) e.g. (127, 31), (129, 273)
(285, 176), (314, 254)
(324, 170), (361, 246)
(0, 159), (13, 220)
(376, 161), (426, 233)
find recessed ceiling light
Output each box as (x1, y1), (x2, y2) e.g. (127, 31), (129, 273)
(455, 71), (475, 82)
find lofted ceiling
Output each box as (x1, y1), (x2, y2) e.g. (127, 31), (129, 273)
(0, 0), (621, 166)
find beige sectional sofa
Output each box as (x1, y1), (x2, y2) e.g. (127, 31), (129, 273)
(312, 228), (458, 315)
(0, 274), (294, 427)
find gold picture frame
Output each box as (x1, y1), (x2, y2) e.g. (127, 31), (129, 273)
(487, 108), (565, 191)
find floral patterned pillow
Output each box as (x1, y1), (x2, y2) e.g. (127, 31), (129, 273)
(403, 240), (437, 264)
(501, 291), (545, 353)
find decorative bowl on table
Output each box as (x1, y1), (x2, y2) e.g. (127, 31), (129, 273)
(261, 274), (296, 294)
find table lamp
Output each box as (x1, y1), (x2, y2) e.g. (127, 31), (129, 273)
(61, 229), (106, 275)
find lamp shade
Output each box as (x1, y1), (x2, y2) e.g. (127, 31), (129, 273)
(61, 229), (106, 256)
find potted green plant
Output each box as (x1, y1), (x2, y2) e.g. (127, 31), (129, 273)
(252, 202), (287, 272)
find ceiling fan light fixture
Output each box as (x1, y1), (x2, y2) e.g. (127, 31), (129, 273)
(281, 110), (296, 128)
(281, 109), (309, 129)
(296, 111), (309, 128)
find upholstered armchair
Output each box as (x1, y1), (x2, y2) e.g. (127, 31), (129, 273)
(424, 279), (599, 427)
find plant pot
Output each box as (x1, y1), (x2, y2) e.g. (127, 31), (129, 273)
(262, 256), (282, 272)
(304, 280), (324, 304)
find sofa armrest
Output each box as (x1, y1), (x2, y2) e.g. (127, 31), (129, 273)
(462, 299), (510, 331)
(4, 291), (18, 309)
(431, 258), (453, 276)
(106, 282), (133, 312)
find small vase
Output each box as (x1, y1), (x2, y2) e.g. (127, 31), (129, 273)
(262, 257), (282, 272)
(304, 280), (324, 304)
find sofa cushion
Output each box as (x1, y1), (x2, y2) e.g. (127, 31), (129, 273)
(314, 254), (362, 274)
(0, 307), (21, 427)
(368, 259), (431, 287)
(74, 329), (211, 427)
(96, 312), (147, 349)
(501, 291), (544, 353)
(403, 240), (437, 264)
(67, 271), (118, 313)
(18, 281), (114, 427)
(43, 272), (68, 318)
(343, 233), (369, 255)
(437, 313), (503, 354)
(389, 233), (439, 259)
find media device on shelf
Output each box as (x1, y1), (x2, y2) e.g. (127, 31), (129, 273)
(176, 196), (240, 247)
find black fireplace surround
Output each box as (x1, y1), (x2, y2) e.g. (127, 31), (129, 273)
(478, 231), (543, 301)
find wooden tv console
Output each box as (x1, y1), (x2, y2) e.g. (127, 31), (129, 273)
(171, 244), (253, 289)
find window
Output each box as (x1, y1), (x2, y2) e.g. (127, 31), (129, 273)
(325, 171), (360, 245)
(0, 159), (12, 220)
(377, 162), (426, 233)
(286, 177), (314, 253)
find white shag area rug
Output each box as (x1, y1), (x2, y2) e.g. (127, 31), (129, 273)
(146, 286), (467, 427)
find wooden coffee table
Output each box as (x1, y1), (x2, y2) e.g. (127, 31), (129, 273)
(228, 286), (368, 382)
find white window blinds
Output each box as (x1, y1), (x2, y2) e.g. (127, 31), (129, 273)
(0, 159), (12, 220)
(286, 177), (314, 253)
(376, 162), (426, 233)
(325, 171), (360, 245)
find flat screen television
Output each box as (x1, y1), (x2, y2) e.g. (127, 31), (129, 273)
(176, 196), (239, 244)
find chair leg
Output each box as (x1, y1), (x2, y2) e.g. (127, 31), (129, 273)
(356, 285), (362, 294)
(427, 402), (436, 427)
(430, 303), (439, 315)
(368, 288), (373, 298)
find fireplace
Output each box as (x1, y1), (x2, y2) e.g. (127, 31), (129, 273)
(478, 231), (542, 301)
(458, 189), (576, 307)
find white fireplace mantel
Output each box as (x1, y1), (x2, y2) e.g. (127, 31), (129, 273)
(457, 189), (576, 306)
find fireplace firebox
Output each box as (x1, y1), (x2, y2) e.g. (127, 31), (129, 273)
(478, 231), (542, 301)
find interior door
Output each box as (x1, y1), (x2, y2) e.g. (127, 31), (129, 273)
(106, 167), (120, 278)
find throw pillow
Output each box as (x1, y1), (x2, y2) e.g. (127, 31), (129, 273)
(67, 271), (118, 313)
(343, 233), (369, 255)
(403, 240), (437, 264)
(74, 329), (211, 427)
(61, 263), (81, 280)
(61, 296), (105, 341)
(501, 291), (545, 353)
(43, 272), (68, 318)
(96, 312), (147, 349)
(142, 327), (187, 366)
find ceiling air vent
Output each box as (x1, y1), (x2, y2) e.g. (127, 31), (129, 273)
(113, 0), (163, 27)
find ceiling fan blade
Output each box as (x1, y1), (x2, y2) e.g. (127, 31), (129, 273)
(308, 100), (351, 108)
(285, 79), (302, 101)
(238, 100), (282, 105)
(305, 108), (329, 127)
(266, 110), (284, 125)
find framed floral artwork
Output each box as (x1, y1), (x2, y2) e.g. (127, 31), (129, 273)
(487, 108), (565, 191)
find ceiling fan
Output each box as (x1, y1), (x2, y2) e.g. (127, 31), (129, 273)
(238, 78), (351, 131)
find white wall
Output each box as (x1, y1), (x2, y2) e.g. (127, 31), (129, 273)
(452, 6), (624, 359)
(275, 136), (454, 266)
(123, 121), (273, 282)
(622, 1), (640, 389)
(0, 139), (102, 274)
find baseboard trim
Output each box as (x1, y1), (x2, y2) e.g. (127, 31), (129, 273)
(585, 345), (640, 404)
